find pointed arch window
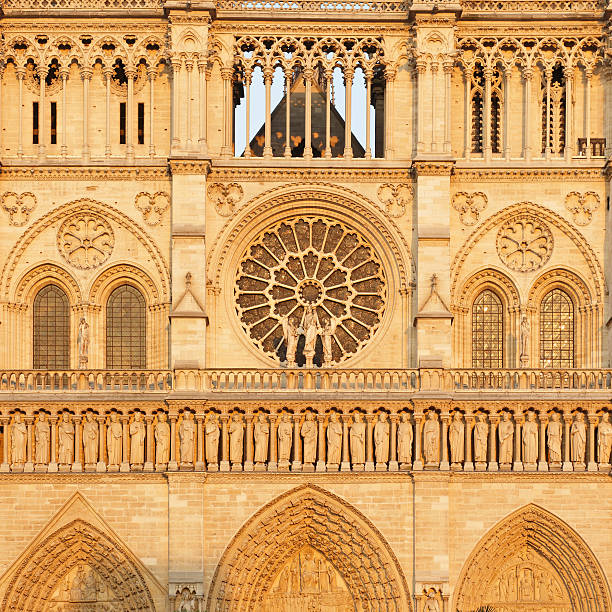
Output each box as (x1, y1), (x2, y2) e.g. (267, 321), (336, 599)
(106, 285), (146, 369)
(33, 284), (70, 369)
(472, 289), (503, 368)
(540, 288), (574, 368)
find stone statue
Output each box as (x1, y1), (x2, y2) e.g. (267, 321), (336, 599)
(350, 413), (366, 465)
(277, 414), (293, 463)
(474, 414), (489, 463)
(321, 318), (337, 366)
(179, 412), (195, 465)
(547, 412), (562, 463)
(397, 413), (413, 464)
(11, 413), (27, 465)
(498, 412), (514, 464)
(77, 317), (90, 368)
(155, 412), (170, 465)
(175, 586), (198, 612)
(326, 413), (342, 465)
(522, 411), (538, 464)
(423, 411), (440, 464)
(449, 412), (465, 464)
(571, 413), (586, 463)
(82, 412), (98, 465)
(598, 413), (612, 464)
(130, 412), (146, 465)
(301, 412), (318, 465)
(302, 305), (320, 365)
(281, 317), (299, 367)
(229, 413), (244, 465)
(58, 413), (75, 465)
(34, 413), (50, 465)
(374, 413), (389, 464)
(205, 414), (220, 465)
(519, 314), (530, 366)
(107, 413), (123, 467)
(423, 592), (440, 612)
(254, 414), (270, 464)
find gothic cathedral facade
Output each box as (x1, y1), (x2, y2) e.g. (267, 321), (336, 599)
(0, 0), (611, 609)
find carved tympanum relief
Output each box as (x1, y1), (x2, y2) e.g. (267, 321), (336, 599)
(482, 548), (571, 611)
(49, 563), (120, 610)
(263, 545), (354, 612)
(208, 182), (244, 217)
(2, 191), (36, 226)
(57, 213), (115, 269)
(452, 191), (488, 226)
(377, 184), (413, 218)
(565, 191), (599, 226)
(235, 216), (386, 366)
(496, 214), (553, 272)
(135, 192), (170, 226)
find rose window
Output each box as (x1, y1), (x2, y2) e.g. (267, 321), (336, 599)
(496, 214), (553, 272)
(235, 216), (387, 366)
(57, 213), (115, 270)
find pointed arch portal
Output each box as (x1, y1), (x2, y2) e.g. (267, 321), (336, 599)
(454, 504), (611, 612)
(206, 484), (411, 612)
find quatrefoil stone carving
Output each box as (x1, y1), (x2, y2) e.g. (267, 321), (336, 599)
(1, 192), (37, 227)
(565, 191), (599, 226)
(377, 184), (413, 218)
(452, 192), (488, 226)
(207, 183), (244, 217)
(135, 191), (170, 226)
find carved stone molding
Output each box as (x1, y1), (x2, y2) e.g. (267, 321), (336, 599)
(169, 160), (211, 175)
(0, 166), (170, 181)
(1, 191), (36, 226)
(413, 161), (455, 176)
(135, 191), (171, 226)
(207, 182), (244, 217)
(453, 167), (604, 182)
(377, 183), (413, 218)
(565, 191), (600, 226)
(207, 167), (413, 182)
(452, 191), (488, 226)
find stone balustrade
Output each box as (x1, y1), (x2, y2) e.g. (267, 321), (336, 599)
(1, 405), (611, 474)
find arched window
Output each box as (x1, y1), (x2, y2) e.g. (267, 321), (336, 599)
(106, 285), (146, 369)
(33, 285), (70, 369)
(472, 289), (503, 368)
(540, 288), (574, 368)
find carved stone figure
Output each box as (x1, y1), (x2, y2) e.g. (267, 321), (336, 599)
(77, 317), (90, 368)
(302, 306), (320, 365)
(397, 413), (413, 464)
(449, 412), (465, 464)
(522, 411), (538, 464)
(498, 412), (514, 464)
(423, 592), (440, 612)
(205, 414), (220, 465)
(519, 314), (530, 366)
(301, 412), (317, 465)
(175, 585), (199, 612)
(107, 413), (123, 467)
(350, 413), (366, 465)
(229, 413), (244, 465)
(34, 413), (50, 465)
(82, 412), (98, 465)
(58, 413), (75, 465)
(321, 318), (337, 366)
(254, 414), (270, 464)
(374, 413), (389, 464)
(598, 413), (612, 464)
(11, 413), (27, 465)
(281, 317), (299, 367)
(326, 413), (342, 465)
(571, 413), (586, 463)
(155, 412), (170, 466)
(277, 414), (293, 463)
(547, 412), (563, 463)
(474, 414), (489, 463)
(423, 411), (440, 464)
(129, 412), (146, 466)
(179, 412), (195, 465)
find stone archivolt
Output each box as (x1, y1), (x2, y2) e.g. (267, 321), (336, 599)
(454, 504), (611, 612)
(206, 484), (411, 611)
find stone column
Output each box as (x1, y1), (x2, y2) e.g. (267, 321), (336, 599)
(562, 411), (573, 471)
(513, 410), (523, 472)
(343, 68), (354, 160)
(104, 67), (112, 157)
(120, 415), (130, 472)
(97, 415), (106, 472)
(145, 415), (155, 472)
(72, 414), (83, 472)
(365, 415), (375, 472)
(291, 414), (302, 472)
(522, 67), (533, 160)
(48, 416), (58, 473)
(244, 414), (254, 472)
(464, 413), (474, 472)
(316, 414), (326, 472)
(488, 412), (499, 471)
(148, 66), (156, 157)
(24, 417), (34, 473)
(268, 411), (278, 472)
(303, 68), (313, 160)
(168, 414), (178, 471)
(220, 414), (230, 472)
(81, 67), (92, 162)
(587, 412), (598, 472)
(538, 410), (549, 471)
(37, 65), (47, 159)
(171, 58), (182, 151)
(413, 413), (424, 471)
(198, 58), (208, 154)
(341, 414), (351, 472)
(16, 67), (25, 158)
(389, 414), (399, 472)
(503, 67), (512, 160)
(194, 415), (204, 471)
(263, 67), (273, 158)
(185, 59), (194, 150)
(440, 413), (450, 471)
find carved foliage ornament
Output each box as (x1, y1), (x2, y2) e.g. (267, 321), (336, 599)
(2, 192), (36, 226)
(452, 191), (488, 226)
(235, 216), (386, 365)
(57, 213), (115, 270)
(565, 191), (599, 226)
(135, 191), (170, 226)
(377, 183), (413, 218)
(496, 214), (553, 272)
(208, 182), (244, 217)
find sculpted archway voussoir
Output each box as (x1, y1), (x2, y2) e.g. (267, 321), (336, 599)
(88, 262), (161, 305)
(14, 262), (83, 304)
(453, 266), (521, 310)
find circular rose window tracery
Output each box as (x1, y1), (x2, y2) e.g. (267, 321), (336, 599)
(496, 214), (553, 272)
(235, 216), (387, 366)
(57, 213), (115, 270)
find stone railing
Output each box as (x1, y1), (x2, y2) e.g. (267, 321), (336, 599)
(460, 0), (603, 11)
(1, 0), (163, 10)
(0, 404), (610, 474)
(214, 0), (408, 11)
